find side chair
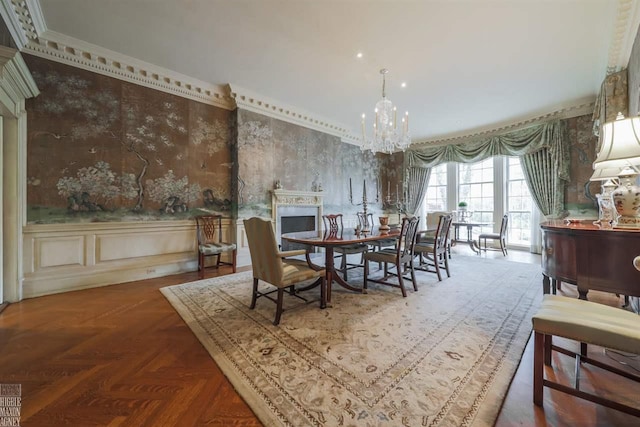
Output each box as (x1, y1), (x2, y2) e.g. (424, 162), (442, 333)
(358, 211), (397, 268)
(244, 217), (326, 325)
(323, 214), (369, 280)
(413, 213), (453, 281)
(363, 216), (420, 297)
(422, 211), (452, 259)
(195, 214), (237, 279)
(478, 214), (509, 256)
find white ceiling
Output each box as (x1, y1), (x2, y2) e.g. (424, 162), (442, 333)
(36, 0), (635, 143)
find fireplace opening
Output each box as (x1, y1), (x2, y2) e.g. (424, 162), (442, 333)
(281, 215), (315, 251)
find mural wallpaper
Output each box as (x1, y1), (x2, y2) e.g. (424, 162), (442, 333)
(235, 109), (402, 223)
(564, 114), (599, 216)
(25, 55), (233, 224)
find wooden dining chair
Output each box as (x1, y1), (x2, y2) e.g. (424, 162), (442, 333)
(195, 214), (237, 279)
(323, 214), (369, 280)
(478, 214), (509, 256)
(357, 212), (397, 267)
(421, 211), (453, 259)
(244, 217), (326, 325)
(413, 213), (453, 281)
(363, 216), (420, 297)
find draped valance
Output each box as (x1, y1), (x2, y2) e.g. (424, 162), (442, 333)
(406, 120), (570, 182)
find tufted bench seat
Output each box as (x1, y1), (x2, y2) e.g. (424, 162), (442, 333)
(532, 294), (640, 417)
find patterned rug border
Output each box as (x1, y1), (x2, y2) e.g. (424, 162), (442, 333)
(161, 256), (542, 426)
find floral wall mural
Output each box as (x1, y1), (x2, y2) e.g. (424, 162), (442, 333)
(235, 110), (400, 221)
(565, 114), (599, 216)
(25, 55), (233, 223)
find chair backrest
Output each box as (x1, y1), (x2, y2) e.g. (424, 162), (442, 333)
(427, 211), (449, 229)
(356, 212), (374, 229)
(434, 214), (453, 252)
(323, 214), (344, 234)
(243, 217), (284, 285)
(398, 216), (420, 258)
(499, 214), (509, 237)
(195, 215), (222, 245)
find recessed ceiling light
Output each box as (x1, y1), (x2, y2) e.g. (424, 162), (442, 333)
(356, 52), (363, 59)
(401, 82), (407, 88)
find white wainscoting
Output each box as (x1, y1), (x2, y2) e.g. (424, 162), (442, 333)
(22, 218), (236, 298)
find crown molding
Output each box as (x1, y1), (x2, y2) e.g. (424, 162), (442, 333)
(24, 30), (234, 109)
(0, 46), (39, 115)
(410, 99), (596, 148)
(229, 84), (356, 142)
(0, 0), (31, 49)
(606, 0), (640, 74)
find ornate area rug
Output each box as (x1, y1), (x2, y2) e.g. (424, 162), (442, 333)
(161, 256), (542, 426)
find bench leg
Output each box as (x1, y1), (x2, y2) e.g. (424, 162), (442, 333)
(544, 334), (552, 366)
(534, 331), (544, 406)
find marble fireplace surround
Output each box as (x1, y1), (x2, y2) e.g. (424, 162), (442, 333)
(271, 190), (324, 248)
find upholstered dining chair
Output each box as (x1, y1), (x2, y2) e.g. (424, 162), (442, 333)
(422, 211), (452, 259)
(363, 216), (420, 297)
(323, 214), (369, 280)
(357, 212), (397, 268)
(413, 213), (453, 281)
(243, 217), (326, 325)
(195, 214), (237, 279)
(478, 214), (509, 256)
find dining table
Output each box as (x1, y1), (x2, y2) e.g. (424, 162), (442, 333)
(451, 221), (492, 253)
(281, 226), (402, 302)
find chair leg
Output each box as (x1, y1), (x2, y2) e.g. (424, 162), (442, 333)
(444, 252), (451, 277)
(363, 259), (369, 290)
(410, 263), (418, 291)
(533, 331), (544, 406)
(232, 249), (237, 272)
(274, 288), (284, 325)
(397, 261), (407, 297)
(434, 253), (442, 281)
(198, 252), (205, 279)
(250, 278), (259, 309)
(341, 254), (348, 280)
(502, 238), (508, 256)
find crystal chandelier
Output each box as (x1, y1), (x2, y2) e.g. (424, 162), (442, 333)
(360, 68), (411, 154)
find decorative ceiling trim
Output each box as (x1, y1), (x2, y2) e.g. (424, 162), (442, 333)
(25, 31), (235, 110)
(607, 0), (640, 74)
(229, 84), (355, 142)
(411, 100), (596, 148)
(0, 46), (39, 116)
(0, 0), (30, 49)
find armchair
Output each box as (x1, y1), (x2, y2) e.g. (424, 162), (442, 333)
(244, 217), (326, 325)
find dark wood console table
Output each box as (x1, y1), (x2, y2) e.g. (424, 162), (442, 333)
(540, 220), (640, 299)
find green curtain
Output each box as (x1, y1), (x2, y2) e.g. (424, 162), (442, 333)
(406, 120), (570, 217)
(405, 166), (431, 216)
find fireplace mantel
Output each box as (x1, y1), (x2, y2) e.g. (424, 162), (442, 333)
(271, 189), (324, 209)
(271, 190), (324, 247)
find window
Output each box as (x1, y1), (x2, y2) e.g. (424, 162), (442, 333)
(506, 157), (533, 246)
(422, 156), (536, 250)
(424, 163), (448, 211)
(458, 158), (493, 237)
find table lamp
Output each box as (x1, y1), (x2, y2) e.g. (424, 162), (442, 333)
(592, 114), (640, 229)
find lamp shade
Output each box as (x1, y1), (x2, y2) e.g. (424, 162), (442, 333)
(589, 166), (624, 181)
(593, 116), (640, 170)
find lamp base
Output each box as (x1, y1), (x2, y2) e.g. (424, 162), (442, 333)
(613, 215), (640, 229)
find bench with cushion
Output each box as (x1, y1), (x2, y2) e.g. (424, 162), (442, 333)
(532, 294), (640, 417)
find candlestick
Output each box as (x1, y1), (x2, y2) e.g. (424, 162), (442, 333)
(394, 107), (397, 130)
(363, 179), (367, 201)
(387, 181), (390, 196)
(376, 178), (379, 200)
(350, 178), (353, 202)
(361, 114), (366, 140)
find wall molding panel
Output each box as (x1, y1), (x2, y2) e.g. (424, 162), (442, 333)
(22, 219), (237, 298)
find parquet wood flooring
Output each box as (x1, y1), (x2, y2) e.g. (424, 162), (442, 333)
(1, 248), (639, 426)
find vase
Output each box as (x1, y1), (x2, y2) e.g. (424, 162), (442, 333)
(379, 216), (390, 231)
(612, 173), (640, 228)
